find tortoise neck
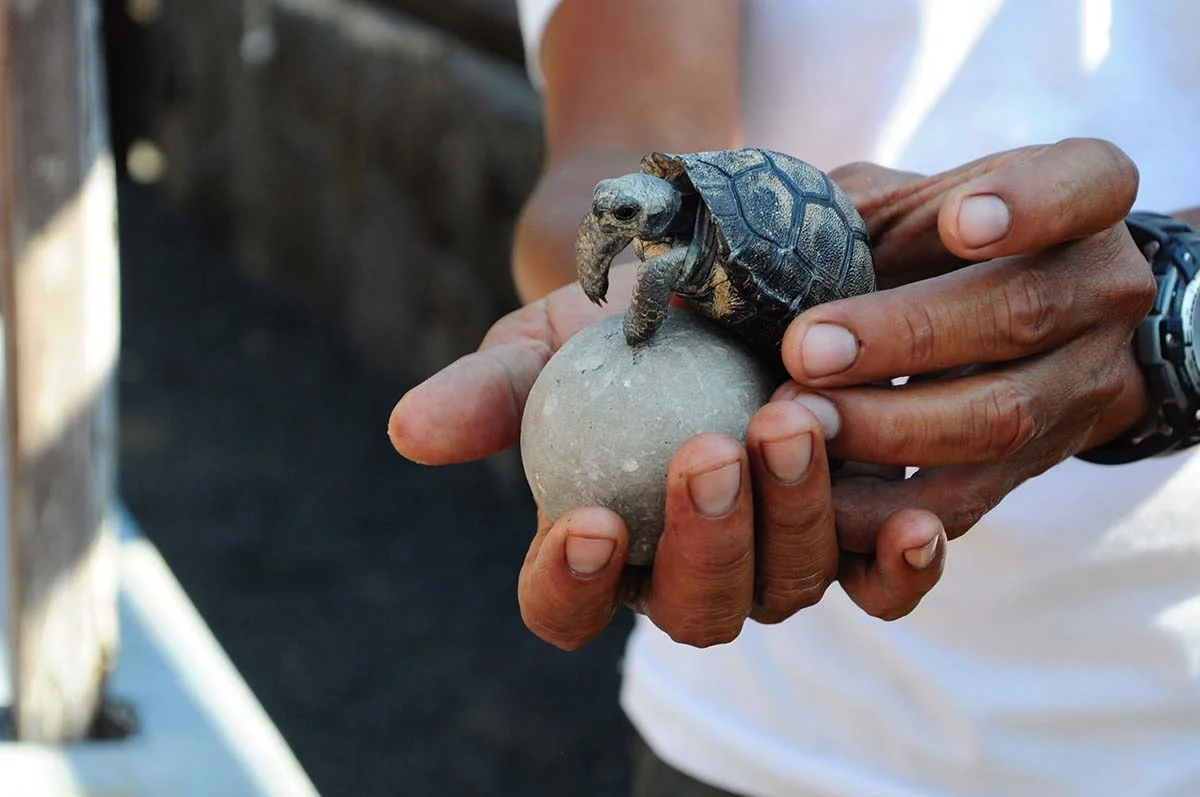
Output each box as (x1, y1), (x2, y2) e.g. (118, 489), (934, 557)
(680, 206), (721, 291)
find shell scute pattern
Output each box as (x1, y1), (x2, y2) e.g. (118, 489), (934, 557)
(675, 148), (874, 325)
(609, 147), (875, 355)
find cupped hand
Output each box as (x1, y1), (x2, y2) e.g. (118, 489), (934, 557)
(515, 404), (945, 650)
(391, 263), (946, 652)
(782, 138), (1156, 552)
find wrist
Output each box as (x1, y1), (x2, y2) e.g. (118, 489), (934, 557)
(1173, 207), (1200, 228)
(1076, 210), (1200, 464)
(513, 151), (654, 303)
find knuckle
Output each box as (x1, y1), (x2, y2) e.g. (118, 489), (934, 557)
(676, 536), (754, 586)
(756, 499), (838, 616)
(891, 413), (932, 459)
(668, 617), (743, 649)
(1077, 226), (1156, 324)
(1084, 225), (1157, 324)
(757, 568), (834, 616)
(1115, 242), (1158, 321)
(762, 489), (832, 538)
(1113, 274), (1158, 326)
(950, 495), (998, 540)
(518, 586), (604, 652)
(902, 303), (940, 368)
(1131, 267), (1158, 320)
(997, 269), (1057, 349)
(969, 380), (1037, 459)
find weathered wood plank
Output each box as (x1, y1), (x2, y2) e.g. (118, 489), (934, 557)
(0, 0), (122, 742)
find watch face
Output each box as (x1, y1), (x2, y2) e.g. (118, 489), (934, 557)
(1184, 274), (1200, 393)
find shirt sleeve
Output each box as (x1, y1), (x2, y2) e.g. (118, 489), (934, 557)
(515, 0), (565, 92)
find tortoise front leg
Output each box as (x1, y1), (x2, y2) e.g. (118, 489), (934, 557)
(576, 212), (633, 305)
(624, 247), (689, 346)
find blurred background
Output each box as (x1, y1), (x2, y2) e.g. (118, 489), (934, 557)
(99, 0), (634, 794)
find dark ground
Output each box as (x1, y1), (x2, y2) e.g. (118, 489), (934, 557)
(115, 177), (635, 797)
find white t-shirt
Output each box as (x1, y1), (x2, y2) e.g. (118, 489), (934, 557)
(517, 2), (1200, 794)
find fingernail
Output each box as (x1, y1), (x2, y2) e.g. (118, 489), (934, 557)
(565, 536), (616, 575)
(688, 462), (741, 517)
(802, 324), (859, 377)
(904, 531), (941, 570)
(957, 195), (1011, 248)
(793, 394), (841, 439)
(762, 432), (813, 483)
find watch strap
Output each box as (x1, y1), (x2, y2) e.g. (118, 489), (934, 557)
(1076, 212), (1200, 465)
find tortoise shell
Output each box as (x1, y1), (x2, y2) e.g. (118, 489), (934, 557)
(642, 148), (875, 349)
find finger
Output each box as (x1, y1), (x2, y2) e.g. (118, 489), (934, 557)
(644, 433), (755, 647)
(744, 400), (838, 623)
(389, 339), (550, 465)
(829, 141), (1136, 289)
(838, 508), (947, 621)
(833, 462), (1015, 553)
(389, 270), (631, 465)
(938, 137), (1139, 260)
(788, 339), (1125, 468)
(828, 160), (926, 199)
(829, 146), (1046, 288)
(782, 229), (1148, 387)
(830, 161), (968, 288)
(517, 505), (629, 651)
(827, 349), (1152, 550)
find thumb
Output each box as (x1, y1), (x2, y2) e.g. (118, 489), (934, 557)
(938, 137), (1139, 260)
(388, 340), (547, 465)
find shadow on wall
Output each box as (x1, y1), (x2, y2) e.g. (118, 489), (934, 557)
(102, 0), (545, 391)
(97, 2), (639, 795)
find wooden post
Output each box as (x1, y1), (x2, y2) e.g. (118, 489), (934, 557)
(0, 0), (122, 742)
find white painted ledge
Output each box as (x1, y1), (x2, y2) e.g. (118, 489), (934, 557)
(0, 504), (320, 797)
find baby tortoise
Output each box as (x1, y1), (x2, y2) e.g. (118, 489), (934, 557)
(576, 147), (876, 356)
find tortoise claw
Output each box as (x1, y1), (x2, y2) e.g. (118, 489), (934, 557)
(623, 247), (688, 346)
(581, 279), (609, 307)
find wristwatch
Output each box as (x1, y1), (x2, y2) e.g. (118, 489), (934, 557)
(1077, 211), (1200, 465)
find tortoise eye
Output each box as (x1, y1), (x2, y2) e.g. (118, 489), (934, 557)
(611, 204), (639, 222)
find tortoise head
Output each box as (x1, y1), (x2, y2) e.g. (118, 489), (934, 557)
(575, 174), (685, 306)
(590, 174), (682, 239)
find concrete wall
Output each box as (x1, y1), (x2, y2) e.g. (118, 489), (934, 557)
(113, 0), (545, 388)
(370, 0), (525, 62)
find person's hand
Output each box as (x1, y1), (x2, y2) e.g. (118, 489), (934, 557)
(391, 263), (948, 651)
(390, 136), (1148, 652)
(781, 138), (1156, 552)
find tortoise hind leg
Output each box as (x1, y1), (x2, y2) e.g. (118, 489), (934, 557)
(624, 247), (689, 346)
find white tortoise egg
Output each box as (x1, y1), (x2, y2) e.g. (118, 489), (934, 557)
(520, 308), (781, 566)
